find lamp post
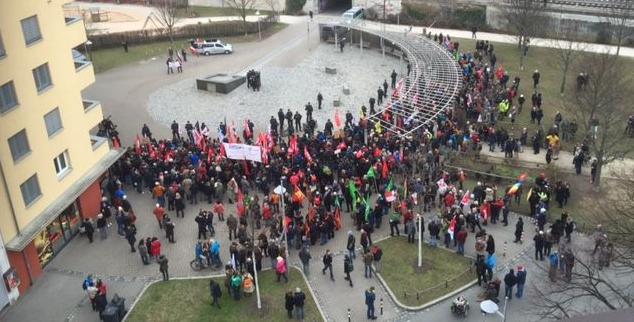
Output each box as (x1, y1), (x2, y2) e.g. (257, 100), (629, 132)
(256, 10), (261, 41)
(417, 214), (422, 267)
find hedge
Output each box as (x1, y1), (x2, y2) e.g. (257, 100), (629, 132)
(88, 15), (278, 49)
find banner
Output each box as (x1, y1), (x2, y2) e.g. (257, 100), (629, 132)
(222, 143), (262, 162)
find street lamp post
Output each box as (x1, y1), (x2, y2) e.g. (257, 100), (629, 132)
(256, 11), (261, 41)
(417, 214), (422, 267)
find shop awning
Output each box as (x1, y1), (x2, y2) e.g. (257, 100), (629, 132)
(5, 148), (125, 251)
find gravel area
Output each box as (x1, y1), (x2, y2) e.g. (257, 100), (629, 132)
(147, 44), (401, 133)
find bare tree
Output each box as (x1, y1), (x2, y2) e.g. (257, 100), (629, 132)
(604, 0), (634, 57)
(566, 53), (633, 190)
(530, 171), (634, 319)
(263, 0), (279, 17)
(502, 0), (548, 70)
(153, 0), (180, 43)
(226, 0), (258, 36)
(549, 20), (586, 95)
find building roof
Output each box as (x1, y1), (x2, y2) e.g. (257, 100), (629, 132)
(5, 148), (125, 251)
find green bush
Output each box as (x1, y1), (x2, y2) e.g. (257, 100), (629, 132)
(286, 0), (307, 14)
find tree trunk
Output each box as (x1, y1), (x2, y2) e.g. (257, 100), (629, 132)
(593, 157), (603, 191)
(560, 62), (569, 94)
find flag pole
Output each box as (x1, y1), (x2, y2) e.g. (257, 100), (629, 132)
(417, 213), (422, 267)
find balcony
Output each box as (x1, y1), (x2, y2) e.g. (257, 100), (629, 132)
(82, 99), (100, 113)
(74, 59), (95, 90)
(65, 16), (82, 25)
(74, 59), (91, 72)
(90, 135), (108, 151)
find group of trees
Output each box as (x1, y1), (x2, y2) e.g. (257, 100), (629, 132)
(151, 0), (283, 41)
(502, 0), (633, 190)
(501, 1), (634, 317)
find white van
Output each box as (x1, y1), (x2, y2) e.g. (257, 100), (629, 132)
(342, 7), (364, 24)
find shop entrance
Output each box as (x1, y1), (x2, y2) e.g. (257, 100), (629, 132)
(34, 202), (82, 267)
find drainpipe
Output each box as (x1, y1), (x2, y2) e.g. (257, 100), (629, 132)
(0, 160), (33, 285)
(0, 159), (20, 236)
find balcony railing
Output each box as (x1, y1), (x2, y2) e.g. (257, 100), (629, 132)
(65, 16), (82, 25)
(74, 59), (92, 72)
(82, 99), (99, 113)
(90, 135), (107, 151)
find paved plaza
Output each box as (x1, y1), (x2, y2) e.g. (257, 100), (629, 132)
(148, 44), (400, 133)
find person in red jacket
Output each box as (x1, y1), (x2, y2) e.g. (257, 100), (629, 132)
(456, 228), (468, 255)
(213, 200), (225, 222)
(151, 237), (161, 260)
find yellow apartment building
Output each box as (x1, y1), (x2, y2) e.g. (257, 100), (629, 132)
(0, 0), (123, 304)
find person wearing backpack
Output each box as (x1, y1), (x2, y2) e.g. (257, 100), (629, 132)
(299, 246), (311, 276)
(210, 279), (222, 309)
(344, 254), (354, 287)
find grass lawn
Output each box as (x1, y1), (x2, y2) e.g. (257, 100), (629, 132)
(176, 6), (272, 18)
(90, 23), (288, 73)
(453, 37), (634, 152)
(376, 236), (474, 307)
(126, 268), (321, 322)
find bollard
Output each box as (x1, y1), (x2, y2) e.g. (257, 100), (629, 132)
(404, 291), (407, 298)
(348, 308), (351, 322)
(445, 280), (448, 288)
(503, 241), (508, 258)
(416, 292), (419, 300)
(521, 231), (525, 244)
(380, 298), (384, 315)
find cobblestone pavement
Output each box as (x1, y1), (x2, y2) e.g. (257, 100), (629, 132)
(147, 43), (400, 135)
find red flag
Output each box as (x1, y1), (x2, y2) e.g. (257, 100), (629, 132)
(481, 202), (491, 222)
(334, 109), (342, 128)
(242, 159), (250, 176)
(207, 146), (215, 164)
(148, 143), (157, 159)
(460, 190), (471, 205)
(134, 135), (141, 155)
(304, 146), (313, 164)
(381, 160), (389, 179)
(220, 143), (227, 157)
(448, 215), (457, 239)
(243, 120), (252, 139)
(228, 123), (237, 143)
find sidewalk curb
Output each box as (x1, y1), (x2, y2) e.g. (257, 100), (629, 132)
(291, 265), (328, 322)
(122, 267), (327, 322)
(372, 236), (478, 312)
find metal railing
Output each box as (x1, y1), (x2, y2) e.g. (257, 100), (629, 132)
(331, 19), (463, 138)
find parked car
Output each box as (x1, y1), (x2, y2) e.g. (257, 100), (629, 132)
(190, 39), (233, 55)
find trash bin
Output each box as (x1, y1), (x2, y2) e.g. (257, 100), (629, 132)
(110, 294), (127, 318)
(101, 304), (120, 322)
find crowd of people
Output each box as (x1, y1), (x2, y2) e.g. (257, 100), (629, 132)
(81, 29), (616, 320)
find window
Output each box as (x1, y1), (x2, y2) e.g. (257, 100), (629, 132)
(53, 151), (70, 176)
(0, 81), (18, 113)
(0, 32), (5, 57)
(20, 174), (41, 206)
(8, 129), (30, 162)
(33, 63), (52, 92)
(44, 108), (63, 136)
(21, 16), (42, 45)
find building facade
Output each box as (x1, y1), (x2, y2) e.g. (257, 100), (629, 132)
(0, 0), (123, 302)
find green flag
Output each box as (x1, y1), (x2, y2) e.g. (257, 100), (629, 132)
(386, 178), (394, 192)
(366, 167), (376, 179)
(364, 196), (372, 222)
(348, 181), (358, 212)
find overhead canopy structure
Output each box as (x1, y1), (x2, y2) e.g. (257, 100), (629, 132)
(332, 21), (463, 137)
